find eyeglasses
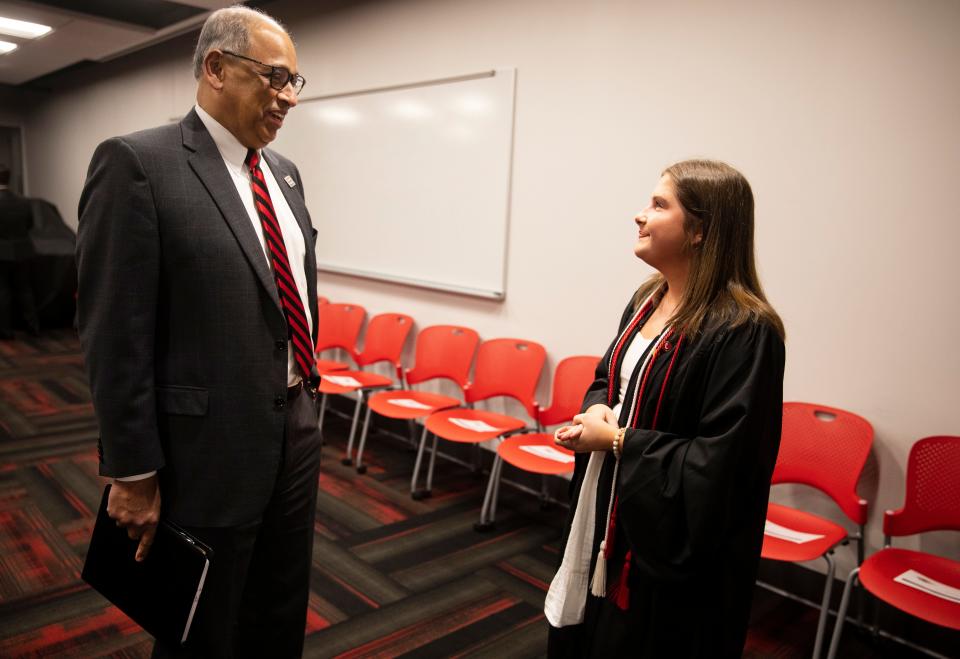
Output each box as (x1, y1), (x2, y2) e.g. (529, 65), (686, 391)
(221, 50), (306, 96)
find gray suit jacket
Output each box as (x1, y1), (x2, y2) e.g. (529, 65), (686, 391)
(77, 109), (319, 527)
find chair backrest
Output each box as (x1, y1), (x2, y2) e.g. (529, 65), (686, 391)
(318, 296), (330, 305)
(539, 355), (601, 427)
(405, 325), (480, 390)
(355, 313), (414, 376)
(772, 402), (874, 525)
(885, 435), (960, 537)
(465, 338), (546, 419)
(314, 303), (366, 357)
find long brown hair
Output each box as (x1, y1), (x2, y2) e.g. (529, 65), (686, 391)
(632, 159), (785, 340)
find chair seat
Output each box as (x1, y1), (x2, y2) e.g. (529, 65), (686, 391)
(425, 408), (527, 443)
(367, 390), (461, 419)
(858, 548), (960, 630)
(319, 370), (393, 394)
(498, 433), (575, 475)
(315, 359), (350, 375)
(761, 503), (849, 562)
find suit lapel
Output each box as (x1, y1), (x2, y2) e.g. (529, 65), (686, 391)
(262, 150), (312, 247)
(181, 110), (282, 315)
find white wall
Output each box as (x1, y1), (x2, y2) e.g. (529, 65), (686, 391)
(19, 0), (960, 573)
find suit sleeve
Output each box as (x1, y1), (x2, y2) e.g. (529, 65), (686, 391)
(77, 137), (165, 478)
(617, 321), (785, 579)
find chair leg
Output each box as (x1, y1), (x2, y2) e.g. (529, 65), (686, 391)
(411, 425), (430, 499)
(489, 455), (504, 522)
(425, 433), (439, 492)
(475, 454), (502, 532)
(471, 443), (482, 473)
(343, 392), (364, 466)
(826, 567), (860, 659)
(355, 404), (374, 474)
(539, 474), (551, 510)
(812, 553), (836, 659)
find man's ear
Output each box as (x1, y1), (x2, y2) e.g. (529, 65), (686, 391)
(203, 51), (226, 91)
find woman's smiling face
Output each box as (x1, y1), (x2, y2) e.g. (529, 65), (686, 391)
(633, 174), (700, 270)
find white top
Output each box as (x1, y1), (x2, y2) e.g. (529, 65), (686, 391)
(610, 331), (654, 420)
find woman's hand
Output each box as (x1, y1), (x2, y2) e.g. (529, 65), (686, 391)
(583, 404), (618, 426)
(554, 411), (619, 453)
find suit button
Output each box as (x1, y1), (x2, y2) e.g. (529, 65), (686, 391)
(275, 340), (286, 351)
(274, 396), (286, 410)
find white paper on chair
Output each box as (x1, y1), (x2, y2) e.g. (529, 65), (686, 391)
(763, 520), (825, 544)
(894, 569), (960, 604)
(324, 375), (363, 388)
(387, 398), (432, 410)
(519, 445), (575, 464)
(448, 418), (501, 433)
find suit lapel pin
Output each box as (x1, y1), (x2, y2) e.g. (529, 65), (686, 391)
(284, 175), (296, 188)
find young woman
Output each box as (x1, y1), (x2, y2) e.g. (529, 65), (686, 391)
(546, 159), (785, 658)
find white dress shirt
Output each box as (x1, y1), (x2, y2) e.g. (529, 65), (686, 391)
(117, 107), (314, 483)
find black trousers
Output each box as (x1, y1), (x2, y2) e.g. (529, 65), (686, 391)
(152, 388), (322, 659)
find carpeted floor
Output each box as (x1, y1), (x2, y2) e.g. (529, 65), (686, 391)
(0, 330), (941, 658)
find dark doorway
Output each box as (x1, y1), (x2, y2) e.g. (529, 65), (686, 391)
(0, 125), (25, 194)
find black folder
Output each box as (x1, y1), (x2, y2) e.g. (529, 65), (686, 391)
(82, 484), (213, 646)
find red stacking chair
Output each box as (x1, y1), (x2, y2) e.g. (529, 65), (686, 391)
(314, 302), (365, 374)
(355, 325), (480, 473)
(413, 338), (546, 501)
(318, 313), (413, 466)
(826, 436), (960, 659)
(761, 402), (873, 659)
(313, 303), (365, 433)
(475, 355), (600, 531)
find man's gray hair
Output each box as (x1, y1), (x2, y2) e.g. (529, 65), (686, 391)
(192, 5), (290, 80)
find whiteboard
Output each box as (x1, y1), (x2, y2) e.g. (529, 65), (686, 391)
(272, 70), (516, 299)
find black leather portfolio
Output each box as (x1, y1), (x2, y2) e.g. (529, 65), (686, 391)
(82, 484), (213, 646)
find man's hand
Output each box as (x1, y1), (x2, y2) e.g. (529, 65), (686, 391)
(107, 476), (161, 562)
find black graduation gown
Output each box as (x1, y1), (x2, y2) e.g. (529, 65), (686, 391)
(548, 298), (785, 659)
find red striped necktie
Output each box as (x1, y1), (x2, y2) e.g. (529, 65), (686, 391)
(245, 148), (313, 380)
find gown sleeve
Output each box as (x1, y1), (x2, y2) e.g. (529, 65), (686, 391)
(617, 320), (785, 580)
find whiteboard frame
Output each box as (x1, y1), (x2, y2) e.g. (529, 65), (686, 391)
(294, 69), (517, 301)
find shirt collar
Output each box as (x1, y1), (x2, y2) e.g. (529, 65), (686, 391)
(194, 103), (256, 171)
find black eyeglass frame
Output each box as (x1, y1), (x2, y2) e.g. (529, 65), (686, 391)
(221, 50), (306, 96)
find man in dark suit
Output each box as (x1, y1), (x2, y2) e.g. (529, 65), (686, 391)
(77, 7), (321, 657)
(0, 164), (39, 338)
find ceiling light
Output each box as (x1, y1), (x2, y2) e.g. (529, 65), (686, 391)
(0, 16), (52, 39)
(0, 40), (18, 54)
